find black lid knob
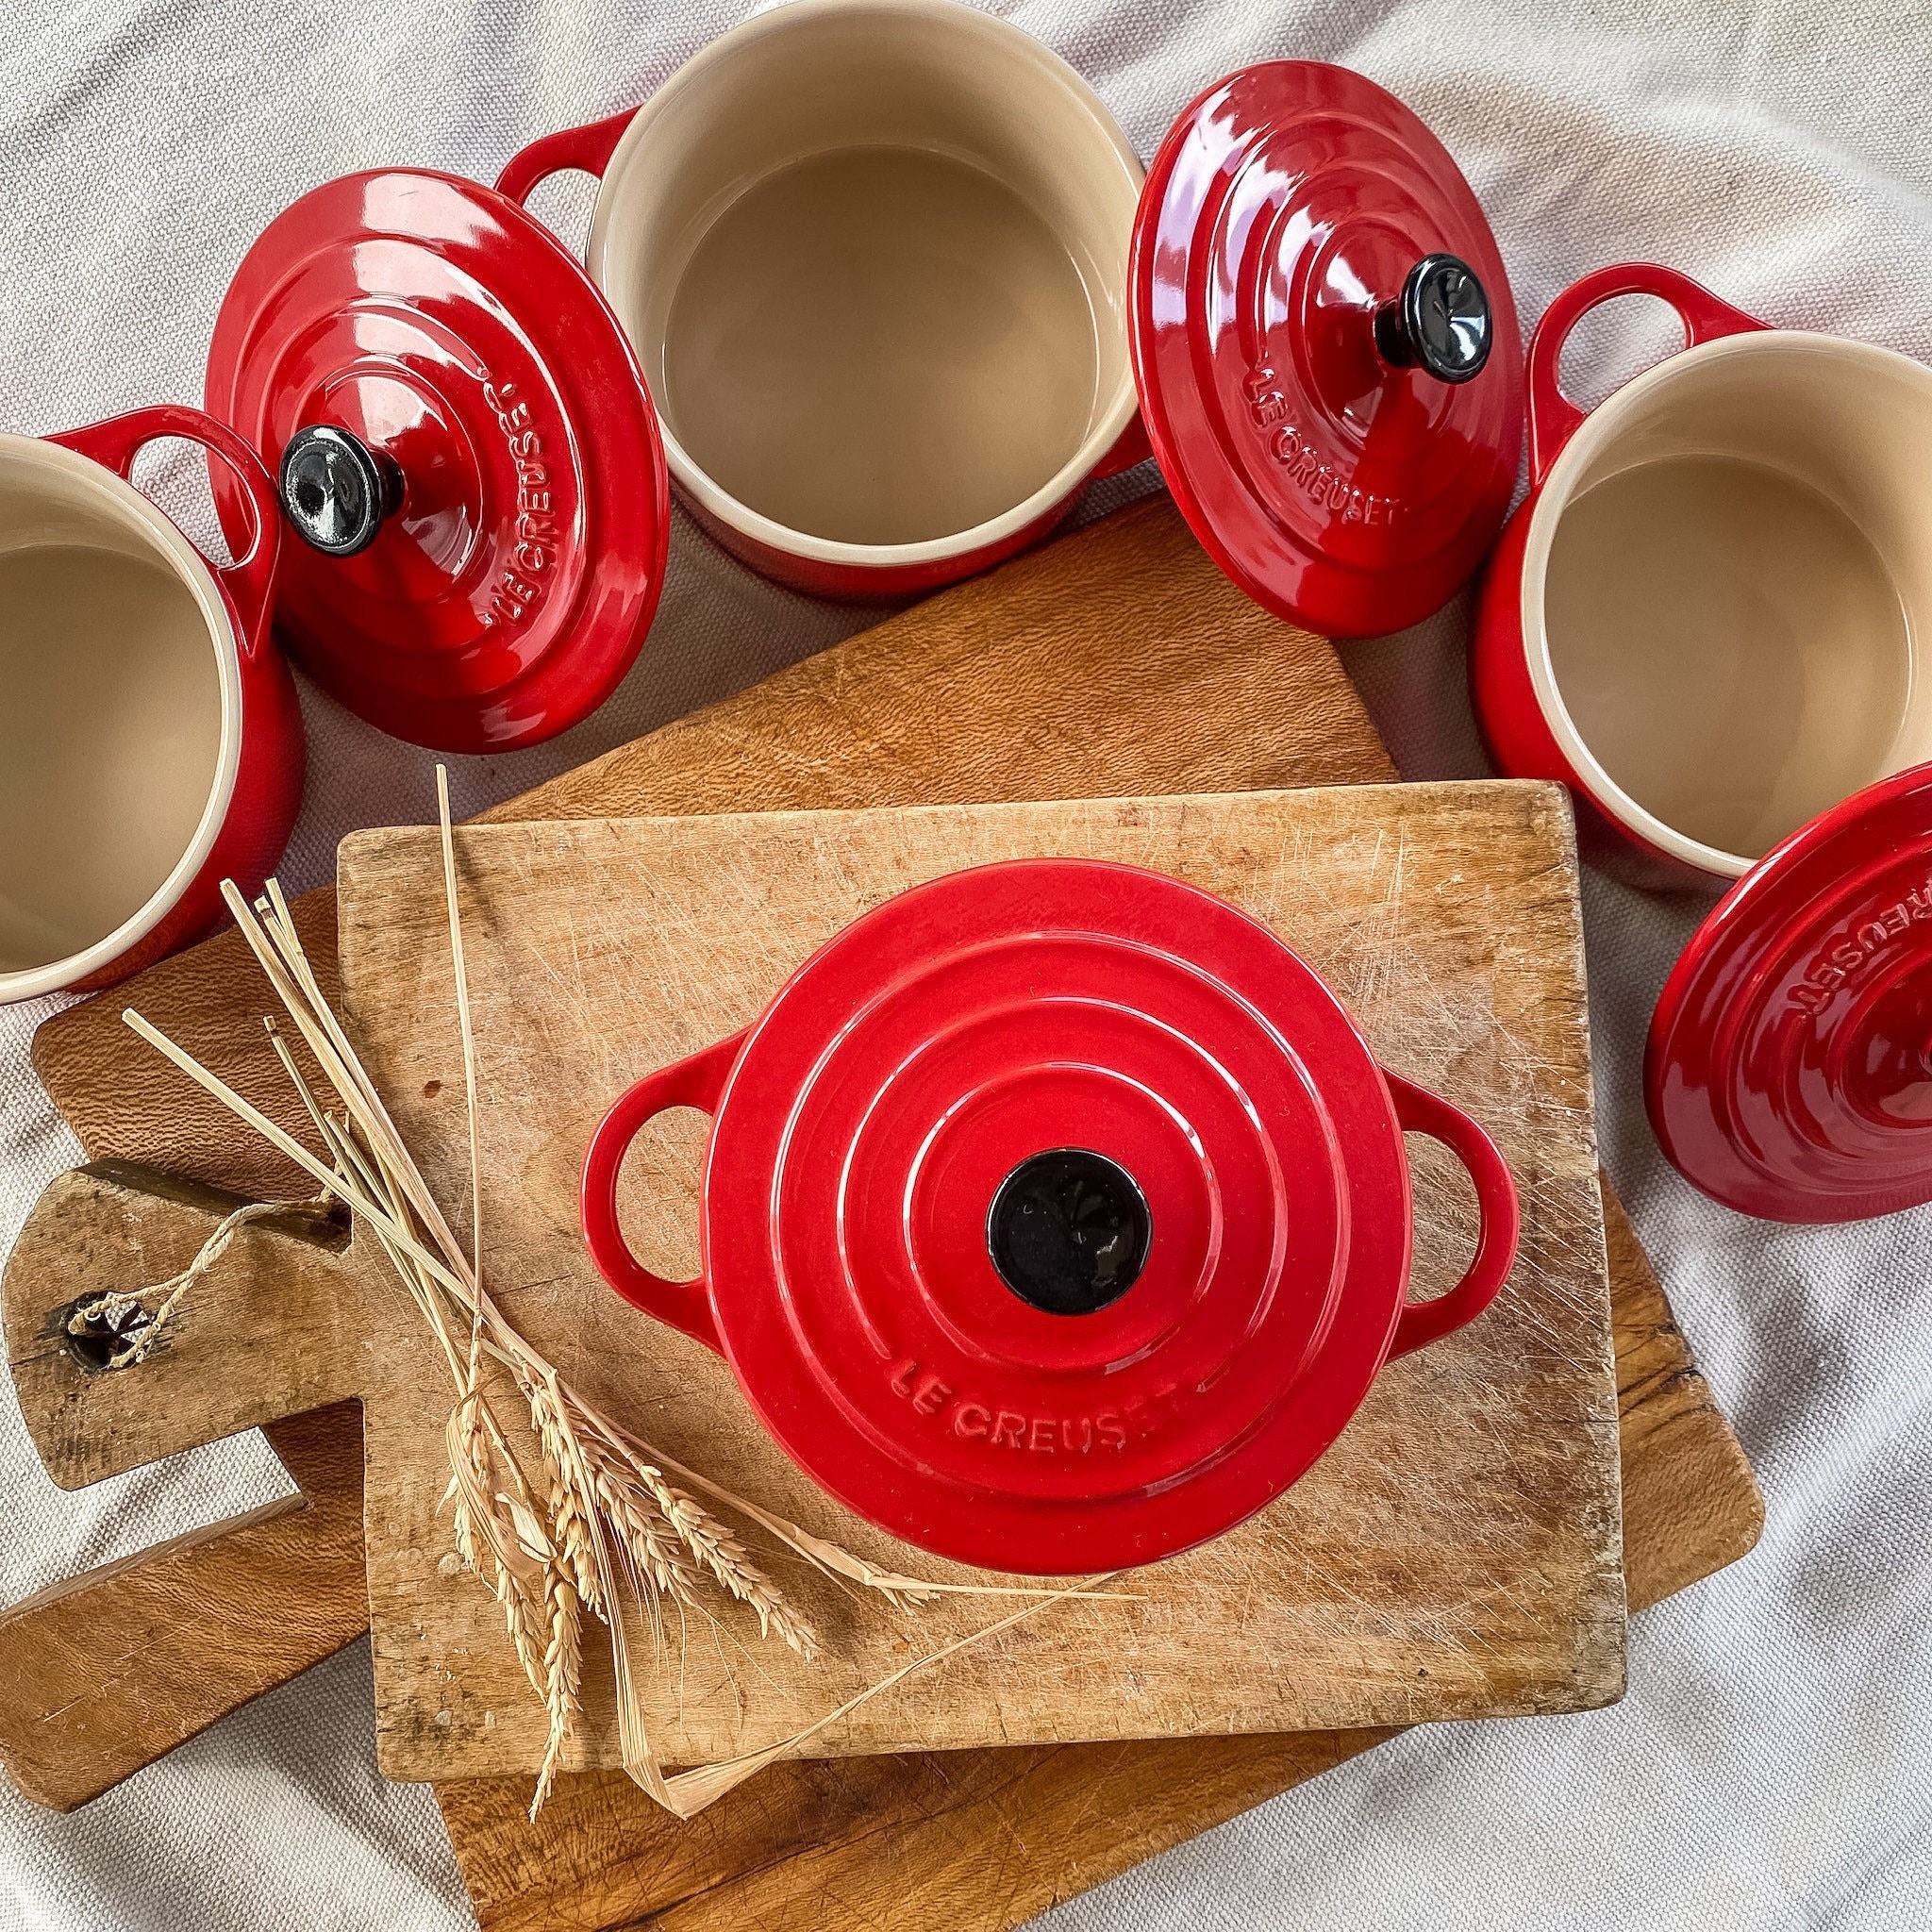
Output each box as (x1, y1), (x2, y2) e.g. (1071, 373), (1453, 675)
(1374, 254), (1493, 385)
(278, 425), (402, 558)
(986, 1147), (1152, 1317)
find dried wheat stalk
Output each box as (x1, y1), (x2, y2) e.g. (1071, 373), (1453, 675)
(113, 772), (1122, 1820)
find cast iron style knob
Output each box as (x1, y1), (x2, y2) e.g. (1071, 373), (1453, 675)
(278, 425), (403, 558)
(1374, 254), (1493, 385)
(986, 1147), (1153, 1317)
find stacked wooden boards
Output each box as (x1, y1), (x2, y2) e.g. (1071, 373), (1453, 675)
(1, 498), (1762, 1929)
(7, 778), (1625, 1776)
(445, 1185), (1751, 1932)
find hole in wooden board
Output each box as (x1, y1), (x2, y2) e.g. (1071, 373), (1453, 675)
(1402, 1128), (1479, 1307)
(613, 1106), (708, 1284)
(58, 1296), (154, 1373)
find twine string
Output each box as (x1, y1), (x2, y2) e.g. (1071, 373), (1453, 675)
(65, 1189), (335, 1370)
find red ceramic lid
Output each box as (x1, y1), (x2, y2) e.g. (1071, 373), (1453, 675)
(206, 170), (669, 752)
(700, 858), (1416, 1573)
(1128, 62), (1523, 640)
(1647, 764), (1932, 1222)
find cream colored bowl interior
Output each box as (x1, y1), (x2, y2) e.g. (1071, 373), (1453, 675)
(588, 0), (1144, 563)
(0, 436), (239, 998)
(1523, 332), (1932, 878)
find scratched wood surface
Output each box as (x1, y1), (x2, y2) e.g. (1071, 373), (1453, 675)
(439, 1181), (1760, 1932)
(336, 780), (1621, 1779)
(4, 783), (1624, 1785)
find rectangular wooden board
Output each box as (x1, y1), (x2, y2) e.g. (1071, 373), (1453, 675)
(329, 781), (1624, 1781)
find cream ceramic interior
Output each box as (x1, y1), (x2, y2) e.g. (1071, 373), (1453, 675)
(1523, 332), (1932, 878)
(587, 0), (1145, 561)
(0, 435), (239, 1000)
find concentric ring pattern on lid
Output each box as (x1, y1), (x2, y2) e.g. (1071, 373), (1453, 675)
(1648, 762), (1932, 1223)
(1128, 61), (1524, 639)
(207, 169), (669, 752)
(698, 858), (1417, 1573)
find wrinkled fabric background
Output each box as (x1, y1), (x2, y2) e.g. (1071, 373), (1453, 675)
(2, 2), (1928, 1925)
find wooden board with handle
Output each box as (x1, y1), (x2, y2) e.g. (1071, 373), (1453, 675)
(0, 1396), (364, 1812)
(1, 498), (1759, 1930)
(5, 496), (1384, 1805)
(8, 777), (1625, 1781)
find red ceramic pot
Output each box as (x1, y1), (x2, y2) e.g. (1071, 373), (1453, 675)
(580, 859), (1519, 1573)
(494, 0), (1154, 603)
(1473, 262), (1932, 891)
(1474, 263), (1932, 1222)
(501, 6), (1523, 631)
(0, 406), (300, 1002)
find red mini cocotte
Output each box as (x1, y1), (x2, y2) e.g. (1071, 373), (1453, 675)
(581, 860), (1519, 1574)
(501, 12), (1524, 633)
(1474, 263), (1932, 1222)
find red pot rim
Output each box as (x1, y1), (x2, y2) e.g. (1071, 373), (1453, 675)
(0, 412), (271, 1000)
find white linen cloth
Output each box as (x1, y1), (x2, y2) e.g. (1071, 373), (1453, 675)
(2, 1), (1928, 1925)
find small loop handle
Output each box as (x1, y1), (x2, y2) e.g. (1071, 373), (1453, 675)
(580, 1028), (744, 1355)
(1384, 1070), (1520, 1360)
(1527, 263), (1770, 484)
(49, 405), (281, 653)
(495, 108), (640, 210)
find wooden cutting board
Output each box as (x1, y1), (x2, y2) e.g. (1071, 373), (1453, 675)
(0, 498), (1758, 1931)
(6, 494), (1398, 1806)
(8, 777), (1625, 1782)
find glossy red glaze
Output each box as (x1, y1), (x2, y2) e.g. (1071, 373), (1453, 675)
(493, 106), (639, 208)
(581, 859), (1518, 1574)
(1127, 62), (1523, 639)
(495, 125), (1151, 605)
(1647, 763), (1932, 1223)
(207, 170), (669, 753)
(503, 60), (1517, 624)
(671, 482), (1084, 604)
(1470, 263), (1771, 889)
(53, 407), (302, 991)
(671, 413), (1154, 602)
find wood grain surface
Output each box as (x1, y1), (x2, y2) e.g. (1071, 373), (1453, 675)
(438, 1180), (1757, 1932)
(8, 778), (1627, 1783)
(2, 498), (1759, 1932)
(0, 1393), (365, 1810)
